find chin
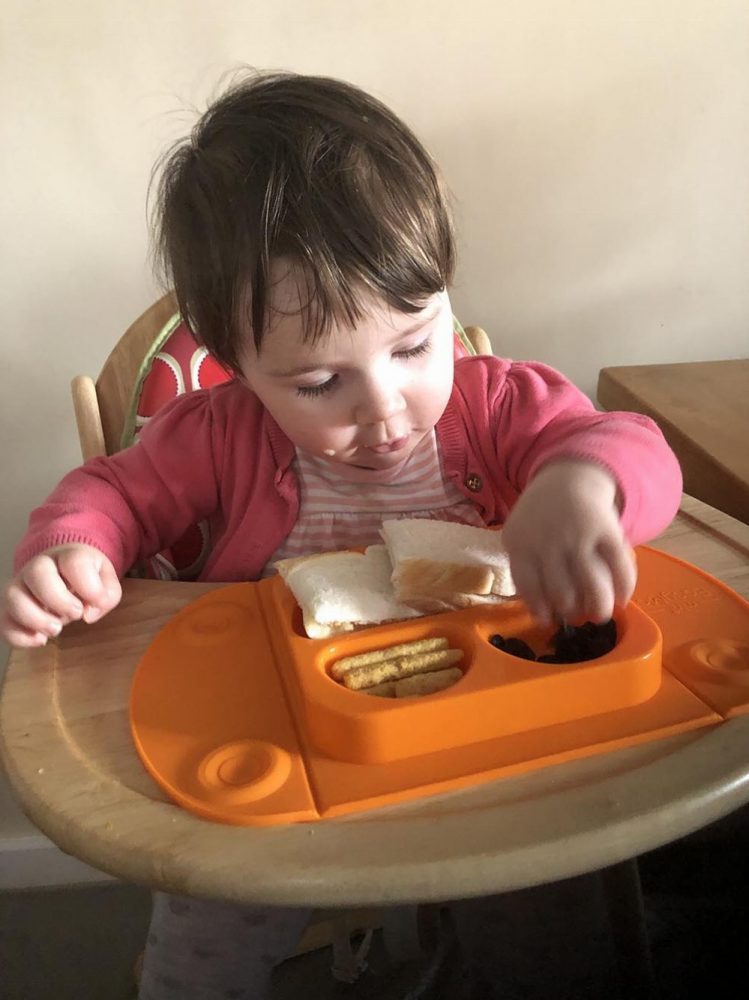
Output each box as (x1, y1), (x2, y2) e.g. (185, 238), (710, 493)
(358, 446), (416, 469)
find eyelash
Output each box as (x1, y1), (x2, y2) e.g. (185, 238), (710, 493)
(297, 377), (339, 399)
(396, 339), (432, 361)
(296, 337), (432, 398)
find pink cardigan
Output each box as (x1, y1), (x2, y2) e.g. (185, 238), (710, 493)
(15, 356), (683, 581)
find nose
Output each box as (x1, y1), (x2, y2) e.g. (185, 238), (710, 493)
(355, 371), (405, 426)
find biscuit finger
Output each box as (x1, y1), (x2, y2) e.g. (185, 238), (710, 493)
(394, 666), (463, 697)
(331, 637), (449, 680)
(342, 648), (463, 690)
(362, 680), (397, 698)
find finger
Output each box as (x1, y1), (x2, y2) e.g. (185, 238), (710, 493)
(19, 557), (84, 622)
(55, 550), (108, 614)
(597, 537), (637, 608)
(1, 611), (50, 648)
(81, 556), (122, 623)
(510, 556), (552, 625)
(577, 550), (616, 623)
(540, 550), (581, 622)
(4, 582), (66, 638)
(95, 556), (122, 609)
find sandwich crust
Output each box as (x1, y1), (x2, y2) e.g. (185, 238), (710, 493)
(393, 558), (495, 598)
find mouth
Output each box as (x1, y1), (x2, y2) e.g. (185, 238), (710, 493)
(366, 435), (411, 455)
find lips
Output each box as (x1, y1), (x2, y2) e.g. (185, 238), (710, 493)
(367, 435), (410, 454)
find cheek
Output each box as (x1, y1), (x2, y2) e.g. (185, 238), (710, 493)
(240, 369), (353, 448)
(269, 396), (353, 449)
(416, 351), (453, 410)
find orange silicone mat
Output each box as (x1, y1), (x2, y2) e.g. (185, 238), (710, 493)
(130, 546), (749, 825)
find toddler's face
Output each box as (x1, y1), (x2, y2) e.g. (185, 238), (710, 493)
(239, 265), (455, 469)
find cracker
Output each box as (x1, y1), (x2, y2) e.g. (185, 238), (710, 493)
(341, 648), (463, 691)
(362, 681), (397, 698)
(394, 667), (463, 698)
(330, 637), (449, 680)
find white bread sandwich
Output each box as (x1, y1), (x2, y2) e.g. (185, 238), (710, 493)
(380, 518), (516, 613)
(275, 545), (421, 639)
(275, 518), (516, 638)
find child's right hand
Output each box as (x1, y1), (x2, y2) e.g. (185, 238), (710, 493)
(2, 544), (122, 648)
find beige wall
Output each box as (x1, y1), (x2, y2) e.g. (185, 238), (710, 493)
(1, 1), (748, 857)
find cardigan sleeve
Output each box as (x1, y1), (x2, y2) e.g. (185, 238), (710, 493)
(489, 361), (683, 545)
(13, 391), (222, 577)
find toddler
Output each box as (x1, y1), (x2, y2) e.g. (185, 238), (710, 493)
(2, 72), (682, 999)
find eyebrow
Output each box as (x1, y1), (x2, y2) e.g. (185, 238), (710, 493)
(267, 307), (441, 378)
(269, 362), (332, 377)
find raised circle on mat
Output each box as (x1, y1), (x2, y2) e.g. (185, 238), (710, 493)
(687, 640), (749, 683)
(176, 601), (247, 646)
(197, 740), (292, 803)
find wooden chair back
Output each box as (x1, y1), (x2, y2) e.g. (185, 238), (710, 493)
(71, 291), (178, 460)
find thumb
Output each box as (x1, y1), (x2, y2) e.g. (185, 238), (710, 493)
(56, 548), (122, 623)
(82, 554), (122, 623)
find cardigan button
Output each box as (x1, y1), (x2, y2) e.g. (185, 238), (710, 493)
(465, 473), (483, 492)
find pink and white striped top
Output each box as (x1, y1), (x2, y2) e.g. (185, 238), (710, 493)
(264, 429), (486, 573)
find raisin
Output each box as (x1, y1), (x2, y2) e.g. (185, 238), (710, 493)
(556, 648), (584, 664)
(601, 619), (618, 646)
(588, 636), (614, 658)
(502, 638), (537, 661)
(550, 628), (579, 661)
(489, 634), (506, 650)
(550, 619), (617, 663)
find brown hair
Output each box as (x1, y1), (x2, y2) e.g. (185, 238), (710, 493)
(151, 71), (455, 372)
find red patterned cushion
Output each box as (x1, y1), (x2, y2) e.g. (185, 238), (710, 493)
(129, 318), (233, 580)
(135, 323), (232, 427)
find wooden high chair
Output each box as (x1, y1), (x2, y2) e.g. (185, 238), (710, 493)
(68, 290), (493, 975)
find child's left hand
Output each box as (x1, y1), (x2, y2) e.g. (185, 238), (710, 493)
(501, 460), (637, 625)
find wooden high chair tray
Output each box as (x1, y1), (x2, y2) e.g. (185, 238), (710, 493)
(3, 496), (749, 908)
(129, 547), (748, 826)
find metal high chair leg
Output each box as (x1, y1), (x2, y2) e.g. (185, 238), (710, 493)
(331, 916), (374, 983)
(381, 904), (425, 962)
(601, 857), (659, 999)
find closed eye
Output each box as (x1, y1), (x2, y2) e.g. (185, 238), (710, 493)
(296, 375), (338, 398)
(394, 337), (431, 360)
(295, 336), (431, 398)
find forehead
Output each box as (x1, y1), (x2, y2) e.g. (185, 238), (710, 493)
(265, 259), (310, 318)
(257, 260), (441, 361)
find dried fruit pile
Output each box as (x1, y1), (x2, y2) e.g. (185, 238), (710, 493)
(488, 619), (618, 663)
